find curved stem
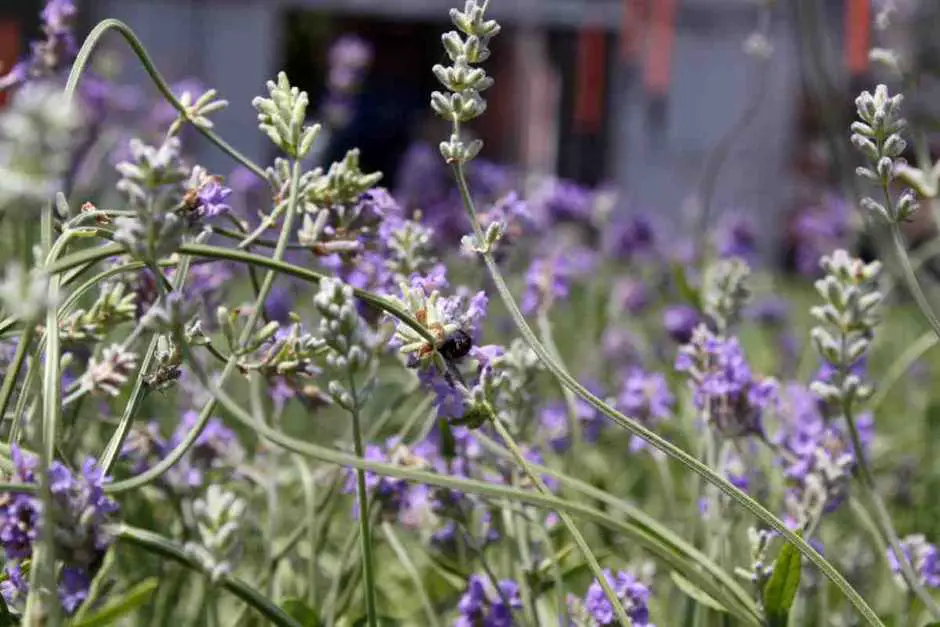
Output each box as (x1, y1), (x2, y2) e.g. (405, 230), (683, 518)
(0, 319), (36, 424)
(98, 255), (193, 473)
(26, 208), (67, 626)
(488, 416), (631, 626)
(889, 221), (940, 341)
(179, 337), (763, 626)
(348, 376), (379, 627)
(113, 525), (300, 627)
(106, 161), (303, 494)
(381, 522), (441, 627)
(448, 163), (884, 626)
(870, 331), (937, 412)
(844, 397), (940, 617)
(67, 19), (266, 179)
(46, 243), (437, 347)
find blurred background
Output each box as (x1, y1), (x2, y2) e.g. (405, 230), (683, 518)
(4, 0), (940, 267)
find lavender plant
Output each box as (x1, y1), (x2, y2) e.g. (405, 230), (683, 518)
(0, 0), (938, 626)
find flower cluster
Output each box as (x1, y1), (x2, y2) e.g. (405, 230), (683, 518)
(121, 411), (245, 495)
(888, 535), (940, 590)
(0, 447), (118, 613)
(675, 325), (778, 438)
(851, 84), (918, 223)
(567, 569), (654, 626)
(432, 0), (500, 164)
(0, 0), (77, 90)
(455, 574), (522, 627)
(617, 368), (674, 453)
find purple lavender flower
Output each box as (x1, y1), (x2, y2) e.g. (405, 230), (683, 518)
(0, 0), (78, 90)
(0, 562), (28, 608)
(605, 212), (660, 261)
(675, 325), (777, 437)
(455, 574), (522, 627)
(617, 368), (674, 452)
(888, 535), (940, 589)
(467, 159), (513, 202)
(715, 212), (759, 261)
(580, 569), (653, 626)
(58, 567), (90, 613)
(0, 447), (118, 614)
(344, 440), (414, 520)
(773, 384), (867, 524)
(790, 194), (851, 276)
(195, 177), (232, 218)
(611, 278), (651, 315)
(121, 412), (244, 494)
(521, 250), (595, 314)
(662, 305), (701, 344)
(530, 178), (592, 226)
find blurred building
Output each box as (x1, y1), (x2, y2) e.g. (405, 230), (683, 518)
(4, 0), (890, 243)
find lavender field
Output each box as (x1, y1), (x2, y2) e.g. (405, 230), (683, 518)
(2, 0), (940, 625)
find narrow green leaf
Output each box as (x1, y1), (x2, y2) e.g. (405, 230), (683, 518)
(70, 577), (159, 627)
(281, 599), (319, 627)
(536, 543), (577, 577)
(437, 416), (457, 461)
(0, 593), (14, 627)
(672, 263), (703, 311)
(671, 572), (729, 613)
(763, 542), (802, 627)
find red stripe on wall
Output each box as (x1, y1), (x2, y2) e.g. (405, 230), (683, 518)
(845, 0), (871, 76)
(643, 0), (678, 96)
(574, 28), (607, 134)
(0, 19), (21, 107)
(620, 0), (649, 62)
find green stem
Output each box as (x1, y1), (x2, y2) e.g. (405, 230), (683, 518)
(536, 310), (581, 454)
(488, 416), (632, 626)
(46, 243), (437, 347)
(25, 205), (65, 627)
(381, 522), (441, 627)
(889, 221), (940, 341)
(294, 455), (319, 609)
(67, 19), (266, 179)
(113, 525), (300, 627)
(448, 163), (883, 626)
(870, 330), (937, 412)
(0, 319), (35, 423)
(348, 377), (379, 627)
(179, 338), (763, 626)
(98, 254), (193, 473)
(105, 161), (303, 494)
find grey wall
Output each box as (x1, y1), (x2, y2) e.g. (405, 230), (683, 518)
(613, 4), (800, 247)
(90, 0), (279, 175)
(88, 0), (807, 247)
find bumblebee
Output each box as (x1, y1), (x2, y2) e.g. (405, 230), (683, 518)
(439, 329), (473, 362)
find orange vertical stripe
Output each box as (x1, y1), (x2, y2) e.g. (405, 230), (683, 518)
(0, 19), (21, 107)
(574, 28), (607, 134)
(643, 0), (678, 95)
(845, 0), (871, 76)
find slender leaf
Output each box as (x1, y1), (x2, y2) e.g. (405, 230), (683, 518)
(671, 572), (729, 614)
(763, 543), (802, 627)
(282, 599), (319, 627)
(672, 263), (703, 311)
(70, 578), (159, 627)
